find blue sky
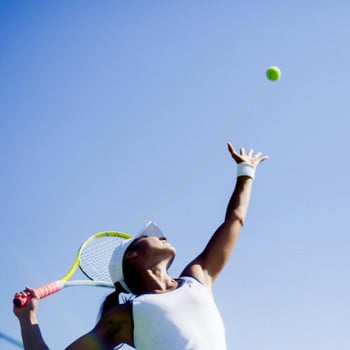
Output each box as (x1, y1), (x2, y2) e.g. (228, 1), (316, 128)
(1, 1), (349, 349)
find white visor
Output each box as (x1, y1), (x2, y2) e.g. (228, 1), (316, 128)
(108, 221), (164, 292)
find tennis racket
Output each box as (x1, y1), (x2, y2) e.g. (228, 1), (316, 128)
(13, 231), (132, 308)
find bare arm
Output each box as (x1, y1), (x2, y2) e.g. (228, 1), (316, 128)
(13, 288), (49, 350)
(65, 303), (133, 350)
(14, 288), (133, 350)
(182, 143), (268, 288)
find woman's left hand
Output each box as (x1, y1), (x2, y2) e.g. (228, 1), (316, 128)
(227, 143), (269, 166)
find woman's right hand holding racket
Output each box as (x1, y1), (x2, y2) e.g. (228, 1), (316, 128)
(13, 287), (39, 319)
(13, 287), (51, 350)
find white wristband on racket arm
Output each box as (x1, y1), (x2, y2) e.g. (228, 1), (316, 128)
(236, 162), (256, 180)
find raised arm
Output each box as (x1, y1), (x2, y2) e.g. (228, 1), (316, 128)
(181, 143), (268, 289)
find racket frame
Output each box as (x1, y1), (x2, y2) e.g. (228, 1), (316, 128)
(13, 231), (133, 307)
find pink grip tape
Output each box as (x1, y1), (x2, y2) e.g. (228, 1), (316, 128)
(36, 281), (63, 298)
(13, 281), (63, 308)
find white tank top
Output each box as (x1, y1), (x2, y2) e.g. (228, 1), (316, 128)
(132, 276), (227, 350)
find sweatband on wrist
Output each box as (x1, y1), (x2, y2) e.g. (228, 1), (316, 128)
(236, 162), (256, 180)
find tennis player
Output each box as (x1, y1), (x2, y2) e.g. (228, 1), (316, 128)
(13, 143), (268, 350)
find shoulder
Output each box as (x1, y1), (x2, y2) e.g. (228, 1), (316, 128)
(181, 258), (213, 291)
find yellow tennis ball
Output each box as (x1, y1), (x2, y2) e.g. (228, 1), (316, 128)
(266, 66), (281, 81)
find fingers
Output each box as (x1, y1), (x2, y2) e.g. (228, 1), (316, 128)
(14, 287), (38, 301)
(251, 152), (269, 163)
(25, 287), (40, 299)
(227, 143), (240, 163)
(257, 155), (269, 163)
(13, 287), (39, 310)
(227, 142), (237, 158)
(227, 142), (235, 155)
(239, 148), (255, 157)
(247, 148), (254, 157)
(227, 142), (269, 165)
(15, 290), (29, 299)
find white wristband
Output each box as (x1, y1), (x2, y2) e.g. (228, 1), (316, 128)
(237, 162), (256, 180)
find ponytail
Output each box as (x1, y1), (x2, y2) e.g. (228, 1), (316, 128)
(98, 282), (128, 319)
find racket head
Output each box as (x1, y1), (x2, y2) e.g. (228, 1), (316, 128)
(76, 231), (133, 284)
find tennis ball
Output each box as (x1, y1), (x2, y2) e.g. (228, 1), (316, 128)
(266, 66), (281, 81)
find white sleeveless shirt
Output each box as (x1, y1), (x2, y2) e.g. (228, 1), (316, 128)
(132, 276), (227, 350)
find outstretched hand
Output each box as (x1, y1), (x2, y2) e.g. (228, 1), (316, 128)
(227, 143), (269, 166)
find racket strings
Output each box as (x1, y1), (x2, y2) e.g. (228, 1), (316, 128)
(79, 235), (128, 283)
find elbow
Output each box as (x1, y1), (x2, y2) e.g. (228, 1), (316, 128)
(225, 209), (245, 226)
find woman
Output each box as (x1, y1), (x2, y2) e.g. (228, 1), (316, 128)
(14, 143), (268, 350)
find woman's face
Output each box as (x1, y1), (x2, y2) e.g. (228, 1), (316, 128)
(126, 235), (176, 265)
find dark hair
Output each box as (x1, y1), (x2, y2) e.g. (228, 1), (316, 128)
(122, 257), (143, 295)
(98, 282), (128, 319)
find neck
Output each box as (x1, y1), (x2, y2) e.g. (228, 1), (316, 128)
(133, 261), (178, 294)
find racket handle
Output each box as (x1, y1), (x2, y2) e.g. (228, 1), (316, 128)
(13, 281), (64, 308)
